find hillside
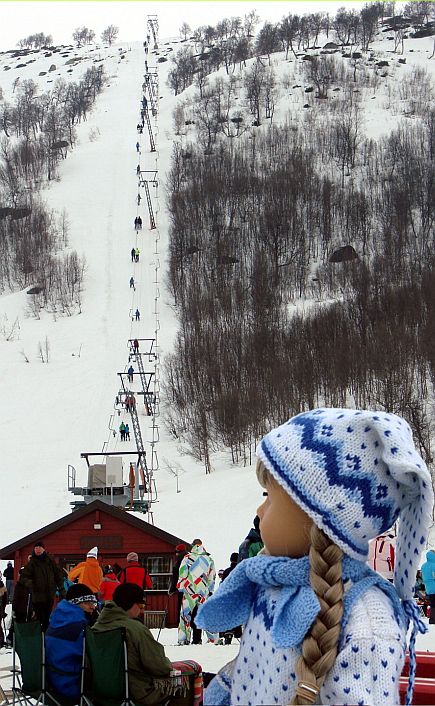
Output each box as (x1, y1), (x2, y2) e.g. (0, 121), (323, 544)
(0, 36), (265, 564)
(0, 14), (434, 670)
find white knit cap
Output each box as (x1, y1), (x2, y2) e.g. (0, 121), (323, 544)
(87, 546), (98, 559)
(256, 408), (434, 602)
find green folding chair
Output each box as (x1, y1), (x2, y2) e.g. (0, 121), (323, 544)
(81, 627), (139, 706)
(12, 621), (78, 706)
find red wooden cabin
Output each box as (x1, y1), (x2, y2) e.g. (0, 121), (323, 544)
(0, 500), (187, 628)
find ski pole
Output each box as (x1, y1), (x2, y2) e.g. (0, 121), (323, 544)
(157, 586), (171, 641)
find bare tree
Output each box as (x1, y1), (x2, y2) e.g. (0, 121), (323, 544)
(101, 25), (119, 45)
(305, 55), (337, 98)
(73, 27), (95, 46)
(279, 14), (300, 59)
(255, 21), (281, 63)
(244, 10), (260, 37)
(179, 22), (191, 41)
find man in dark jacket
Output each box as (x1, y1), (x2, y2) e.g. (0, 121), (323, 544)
(221, 553), (238, 582)
(168, 544), (187, 619)
(220, 553), (242, 644)
(0, 578), (7, 647)
(238, 516), (263, 561)
(19, 541), (65, 631)
(5, 567), (34, 647)
(4, 562), (14, 603)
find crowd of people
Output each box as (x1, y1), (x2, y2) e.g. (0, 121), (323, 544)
(0, 542), (216, 704)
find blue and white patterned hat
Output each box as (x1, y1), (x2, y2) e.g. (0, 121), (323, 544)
(256, 408), (434, 602)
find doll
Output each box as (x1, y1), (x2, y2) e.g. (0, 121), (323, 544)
(197, 408), (433, 706)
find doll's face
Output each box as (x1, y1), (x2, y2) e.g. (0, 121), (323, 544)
(257, 479), (313, 558)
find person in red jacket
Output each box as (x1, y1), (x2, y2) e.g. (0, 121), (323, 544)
(99, 566), (120, 603)
(118, 553), (152, 590)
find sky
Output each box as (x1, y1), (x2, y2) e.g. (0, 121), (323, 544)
(0, 1), (377, 52)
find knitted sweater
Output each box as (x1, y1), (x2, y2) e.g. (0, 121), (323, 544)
(196, 555), (407, 706)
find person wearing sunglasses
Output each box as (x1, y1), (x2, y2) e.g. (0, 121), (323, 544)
(93, 582), (203, 705)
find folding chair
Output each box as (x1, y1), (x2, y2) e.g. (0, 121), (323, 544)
(0, 665), (13, 704)
(12, 621), (77, 706)
(81, 627), (139, 706)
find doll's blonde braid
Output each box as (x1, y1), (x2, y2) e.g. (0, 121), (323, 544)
(291, 525), (344, 705)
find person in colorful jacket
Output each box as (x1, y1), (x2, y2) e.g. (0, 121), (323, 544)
(421, 550), (435, 624)
(68, 547), (102, 594)
(45, 583), (97, 699)
(176, 539), (217, 645)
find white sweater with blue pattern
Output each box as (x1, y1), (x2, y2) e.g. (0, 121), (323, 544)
(204, 584), (406, 706)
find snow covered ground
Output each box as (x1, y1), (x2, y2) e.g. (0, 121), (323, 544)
(0, 14), (434, 685)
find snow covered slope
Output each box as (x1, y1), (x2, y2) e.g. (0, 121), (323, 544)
(0, 23), (434, 666)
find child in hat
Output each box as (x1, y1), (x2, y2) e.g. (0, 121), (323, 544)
(197, 408), (434, 706)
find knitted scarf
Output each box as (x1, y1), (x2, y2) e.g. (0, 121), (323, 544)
(198, 554), (405, 643)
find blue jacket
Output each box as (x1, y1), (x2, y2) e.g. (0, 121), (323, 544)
(45, 600), (89, 699)
(421, 550), (435, 595)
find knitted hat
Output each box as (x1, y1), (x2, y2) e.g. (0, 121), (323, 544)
(34, 541), (45, 549)
(256, 408), (434, 603)
(126, 551), (138, 562)
(175, 544), (186, 552)
(113, 582), (144, 611)
(86, 546), (98, 559)
(66, 583), (97, 605)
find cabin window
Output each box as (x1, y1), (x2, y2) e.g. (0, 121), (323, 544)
(145, 555), (172, 590)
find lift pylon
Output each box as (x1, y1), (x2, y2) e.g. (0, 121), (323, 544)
(138, 171), (157, 230)
(144, 74), (158, 116)
(144, 105), (156, 152)
(147, 15), (159, 49)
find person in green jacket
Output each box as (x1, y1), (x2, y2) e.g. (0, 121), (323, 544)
(19, 541), (65, 631)
(93, 583), (189, 705)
